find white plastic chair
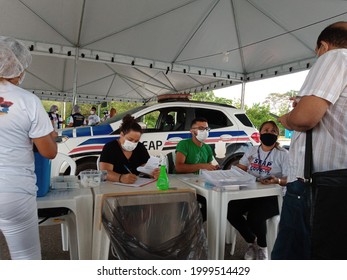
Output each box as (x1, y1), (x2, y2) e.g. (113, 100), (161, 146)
(39, 153), (77, 253)
(51, 152), (77, 176)
(96, 155), (101, 170)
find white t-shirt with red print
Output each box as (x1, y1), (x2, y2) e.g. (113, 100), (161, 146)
(0, 81), (53, 195)
(239, 145), (289, 179)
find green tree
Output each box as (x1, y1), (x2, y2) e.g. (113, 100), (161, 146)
(192, 91), (234, 106)
(244, 103), (278, 130)
(191, 91), (284, 134)
(264, 90), (298, 115)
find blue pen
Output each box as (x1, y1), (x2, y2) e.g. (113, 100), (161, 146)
(124, 165), (133, 174)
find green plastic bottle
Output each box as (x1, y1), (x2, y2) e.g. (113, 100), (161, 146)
(156, 165), (169, 190)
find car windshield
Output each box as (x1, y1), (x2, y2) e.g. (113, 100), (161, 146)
(98, 105), (149, 125)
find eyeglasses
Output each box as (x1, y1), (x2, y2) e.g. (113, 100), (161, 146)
(192, 126), (211, 132)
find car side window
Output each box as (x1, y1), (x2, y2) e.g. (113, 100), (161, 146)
(136, 110), (161, 131)
(162, 110), (187, 131)
(194, 108), (232, 129)
(160, 110), (186, 131)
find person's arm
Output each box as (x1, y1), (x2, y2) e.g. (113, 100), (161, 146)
(33, 131), (57, 159)
(278, 95), (330, 131)
(99, 161), (137, 183)
(260, 175), (287, 186)
(175, 151), (218, 173)
(236, 163), (247, 172)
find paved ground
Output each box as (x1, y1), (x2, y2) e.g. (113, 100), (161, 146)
(0, 224), (248, 260)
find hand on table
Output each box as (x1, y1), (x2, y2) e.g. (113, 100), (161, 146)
(151, 168), (160, 179)
(259, 175), (280, 185)
(202, 163), (219, 171)
(121, 173), (138, 184)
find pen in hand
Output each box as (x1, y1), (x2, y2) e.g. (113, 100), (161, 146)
(122, 165), (137, 184)
(124, 165), (133, 174)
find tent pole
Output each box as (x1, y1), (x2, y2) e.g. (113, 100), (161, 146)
(72, 48), (79, 107)
(240, 81), (246, 110)
(63, 101), (66, 128)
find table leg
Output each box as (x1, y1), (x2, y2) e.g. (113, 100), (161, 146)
(218, 193), (229, 260)
(206, 190), (222, 260)
(75, 195), (93, 259)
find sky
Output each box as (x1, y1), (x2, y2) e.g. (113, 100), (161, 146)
(214, 70), (309, 106)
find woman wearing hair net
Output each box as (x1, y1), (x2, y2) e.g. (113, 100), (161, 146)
(0, 37), (57, 259)
(48, 104), (63, 131)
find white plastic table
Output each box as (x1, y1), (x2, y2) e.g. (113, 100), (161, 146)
(36, 187), (94, 260)
(176, 174), (283, 260)
(91, 176), (196, 260)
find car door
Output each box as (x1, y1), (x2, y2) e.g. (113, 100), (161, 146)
(135, 107), (191, 156)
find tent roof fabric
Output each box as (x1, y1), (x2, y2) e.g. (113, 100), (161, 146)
(1, 0), (346, 102)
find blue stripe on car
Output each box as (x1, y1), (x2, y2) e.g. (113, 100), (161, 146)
(166, 130), (247, 139)
(62, 129), (73, 138)
(72, 129), (248, 148)
(62, 124), (114, 138)
(78, 136), (118, 146)
(76, 127), (92, 137)
(92, 124), (113, 135)
(209, 131), (248, 137)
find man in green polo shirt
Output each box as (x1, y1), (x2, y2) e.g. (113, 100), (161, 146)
(175, 117), (219, 173)
(175, 117), (219, 220)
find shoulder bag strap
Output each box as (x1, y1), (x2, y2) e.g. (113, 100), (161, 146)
(304, 129), (314, 230)
(304, 129), (313, 182)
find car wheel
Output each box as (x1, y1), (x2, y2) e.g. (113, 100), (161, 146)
(76, 159), (97, 175)
(223, 154), (243, 170)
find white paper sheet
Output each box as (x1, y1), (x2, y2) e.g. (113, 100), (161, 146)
(113, 177), (156, 187)
(137, 156), (160, 175)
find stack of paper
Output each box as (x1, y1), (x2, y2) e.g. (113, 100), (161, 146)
(200, 166), (256, 188)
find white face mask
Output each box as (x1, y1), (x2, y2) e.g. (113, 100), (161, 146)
(90, 110), (95, 114)
(121, 139), (138, 152)
(196, 130), (209, 142)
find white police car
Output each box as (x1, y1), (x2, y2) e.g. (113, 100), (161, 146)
(58, 96), (260, 174)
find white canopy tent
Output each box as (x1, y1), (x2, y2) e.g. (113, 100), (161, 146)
(0, 0), (346, 104)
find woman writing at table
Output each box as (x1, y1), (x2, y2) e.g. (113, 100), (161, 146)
(99, 114), (159, 184)
(227, 120), (289, 260)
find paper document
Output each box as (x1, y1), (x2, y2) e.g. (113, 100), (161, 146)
(113, 177), (156, 188)
(137, 156), (160, 175)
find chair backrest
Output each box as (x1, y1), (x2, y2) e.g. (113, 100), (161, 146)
(172, 112), (186, 131)
(165, 151), (176, 174)
(96, 155), (101, 171)
(51, 153), (77, 176)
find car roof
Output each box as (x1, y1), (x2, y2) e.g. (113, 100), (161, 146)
(158, 99), (237, 109)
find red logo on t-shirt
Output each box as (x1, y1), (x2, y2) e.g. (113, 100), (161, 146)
(0, 97), (13, 115)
